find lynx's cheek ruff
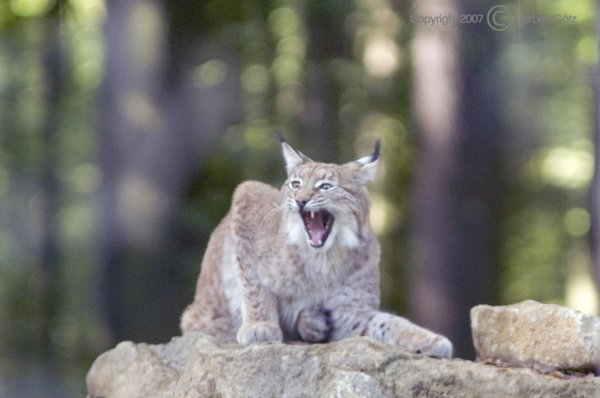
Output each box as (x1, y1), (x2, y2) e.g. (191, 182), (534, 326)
(300, 209), (335, 248)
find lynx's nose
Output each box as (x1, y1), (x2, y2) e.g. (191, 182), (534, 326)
(296, 199), (308, 209)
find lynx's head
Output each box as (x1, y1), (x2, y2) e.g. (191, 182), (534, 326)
(278, 134), (380, 251)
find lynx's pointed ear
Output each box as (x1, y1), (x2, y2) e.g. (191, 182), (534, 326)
(346, 139), (381, 183)
(276, 132), (312, 175)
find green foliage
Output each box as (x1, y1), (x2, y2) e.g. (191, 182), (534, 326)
(497, 0), (597, 309)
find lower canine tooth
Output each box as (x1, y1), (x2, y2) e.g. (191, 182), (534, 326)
(311, 211), (315, 218)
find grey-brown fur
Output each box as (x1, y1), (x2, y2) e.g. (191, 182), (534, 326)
(181, 138), (452, 358)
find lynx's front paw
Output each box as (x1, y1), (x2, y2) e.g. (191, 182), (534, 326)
(297, 307), (331, 343)
(417, 335), (453, 359)
(366, 313), (453, 359)
(236, 321), (283, 345)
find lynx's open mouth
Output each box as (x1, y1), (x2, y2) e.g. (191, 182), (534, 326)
(300, 209), (335, 248)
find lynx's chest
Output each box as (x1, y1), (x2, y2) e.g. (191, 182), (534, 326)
(257, 244), (356, 299)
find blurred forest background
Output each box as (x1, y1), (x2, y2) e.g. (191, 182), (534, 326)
(0, 0), (598, 396)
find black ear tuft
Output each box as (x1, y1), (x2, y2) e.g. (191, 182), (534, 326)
(371, 139), (381, 162)
(275, 131), (287, 144)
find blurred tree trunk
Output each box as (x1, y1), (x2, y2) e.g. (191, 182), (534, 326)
(304, 2), (354, 159)
(97, 0), (152, 342)
(98, 0), (241, 343)
(39, 5), (67, 358)
(410, 0), (504, 359)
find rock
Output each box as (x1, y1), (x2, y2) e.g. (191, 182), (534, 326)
(471, 300), (600, 373)
(87, 331), (600, 398)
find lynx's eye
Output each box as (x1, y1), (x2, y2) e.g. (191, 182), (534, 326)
(290, 179), (302, 190)
(319, 182), (333, 191)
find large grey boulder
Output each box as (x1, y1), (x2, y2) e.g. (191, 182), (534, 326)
(472, 300), (600, 374)
(87, 331), (600, 398)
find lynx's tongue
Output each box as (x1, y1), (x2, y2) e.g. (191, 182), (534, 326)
(301, 210), (334, 248)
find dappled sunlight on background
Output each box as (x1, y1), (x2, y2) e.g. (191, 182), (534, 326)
(539, 144), (594, 189)
(565, 246), (599, 315)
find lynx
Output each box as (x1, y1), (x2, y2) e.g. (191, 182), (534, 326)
(181, 135), (453, 358)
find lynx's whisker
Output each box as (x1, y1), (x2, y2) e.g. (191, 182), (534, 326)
(259, 205), (284, 228)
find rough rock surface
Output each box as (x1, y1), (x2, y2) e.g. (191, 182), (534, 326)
(87, 331), (600, 398)
(472, 300), (600, 373)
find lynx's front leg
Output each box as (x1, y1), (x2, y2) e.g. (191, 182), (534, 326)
(326, 306), (451, 358)
(236, 280), (283, 344)
(231, 183), (284, 345)
(235, 252), (282, 344)
(363, 312), (453, 358)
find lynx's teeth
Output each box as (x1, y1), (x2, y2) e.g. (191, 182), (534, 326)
(311, 210), (315, 219)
